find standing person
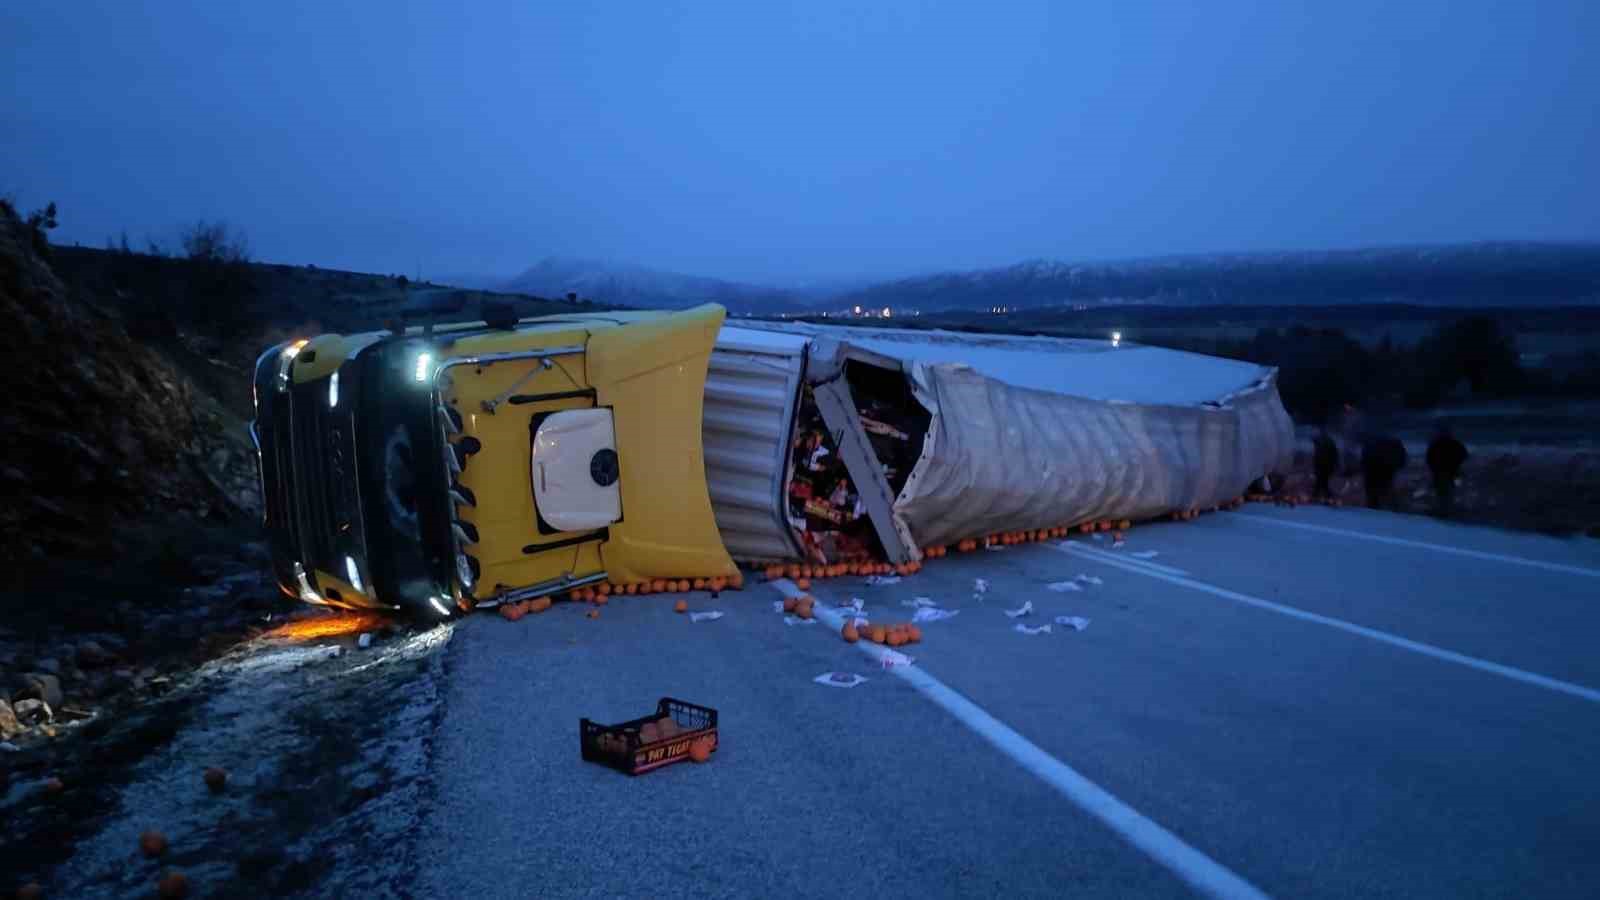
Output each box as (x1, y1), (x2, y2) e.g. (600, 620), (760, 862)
(1335, 404), (1365, 476)
(1312, 429), (1339, 501)
(1361, 434), (1409, 510)
(1425, 423), (1469, 517)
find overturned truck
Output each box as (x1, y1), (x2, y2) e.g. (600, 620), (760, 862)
(251, 304), (1293, 616)
(702, 322), (1295, 566)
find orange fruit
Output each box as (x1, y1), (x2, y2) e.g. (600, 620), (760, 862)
(730, 572), (744, 589)
(157, 871), (189, 899)
(140, 829), (168, 858)
(203, 767), (227, 794)
(594, 594), (608, 606)
(765, 565), (782, 579)
(906, 624), (923, 643)
(795, 578), (811, 590)
(710, 577), (727, 592)
(786, 565), (801, 579)
(639, 722), (660, 743)
(597, 583), (612, 596)
(796, 600), (814, 620)
(1119, 519), (1132, 530)
(868, 625), (887, 644)
(530, 596), (551, 613)
(782, 596), (798, 613)
(16, 884), (43, 900)
(586, 609), (600, 619)
(886, 630), (906, 647)
(651, 579), (667, 593)
(688, 736), (714, 763)
(674, 599), (688, 613)
(841, 622), (859, 643)
(498, 604), (518, 620)
(693, 578), (707, 590)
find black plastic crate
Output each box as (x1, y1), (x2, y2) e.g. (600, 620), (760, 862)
(580, 697), (719, 775)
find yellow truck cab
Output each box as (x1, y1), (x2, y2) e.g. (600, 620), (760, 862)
(250, 304), (736, 618)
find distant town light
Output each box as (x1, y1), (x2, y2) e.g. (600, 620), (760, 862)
(853, 305), (861, 314)
(1111, 331), (1122, 347)
(882, 307), (892, 318)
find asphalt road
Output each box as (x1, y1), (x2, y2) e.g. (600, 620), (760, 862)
(419, 506), (1600, 899)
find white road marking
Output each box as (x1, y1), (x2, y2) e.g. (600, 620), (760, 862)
(1060, 541), (1191, 576)
(1234, 512), (1600, 579)
(1055, 547), (1600, 705)
(769, 578), (1273, 900)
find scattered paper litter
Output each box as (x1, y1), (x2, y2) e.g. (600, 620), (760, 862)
(912, 607), (960, 623)
(1130, 550), (1160, 559)
(1014, 623), (1053, 635)
(837, 597), (865, 613)
(784, 615), (819, 626)
(973, 578), (990, 594)
(878, 649), (915, 669)
(1112, 537), (1126, 548)
(772, 600), (787, 613)
(1090, 533), (1105, 542)
(1004, 600), (1034, 618)
(689, 611), (724, 623)
(901, 596), (937, 608)
(865, 575), (902, 586)
(813, 672), (868, 688)
(1074, 574), (1103, 586)
(1054, 616), (1091, 631)
(1046, 581), (1083, 592)
(984, 544), (1006, 552)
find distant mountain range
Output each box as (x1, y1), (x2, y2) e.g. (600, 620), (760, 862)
(832, 242), (1600, 312)
(498, 257), (802, 314)
(462, 243), (1600, 314)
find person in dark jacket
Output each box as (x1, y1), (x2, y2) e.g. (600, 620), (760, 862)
(1312, 430), (1339, 500)
(1361, 435), (1409, 510)
(1425, 424), (1469, 516)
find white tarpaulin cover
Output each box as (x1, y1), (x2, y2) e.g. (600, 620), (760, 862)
(894, 357), (1294, 549)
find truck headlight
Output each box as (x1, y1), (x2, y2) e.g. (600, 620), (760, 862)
(327, 371), (340, 408)
(345, 555), (364, 593)
(277, 339), (309, 393)
(415, 352), (433, 383)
